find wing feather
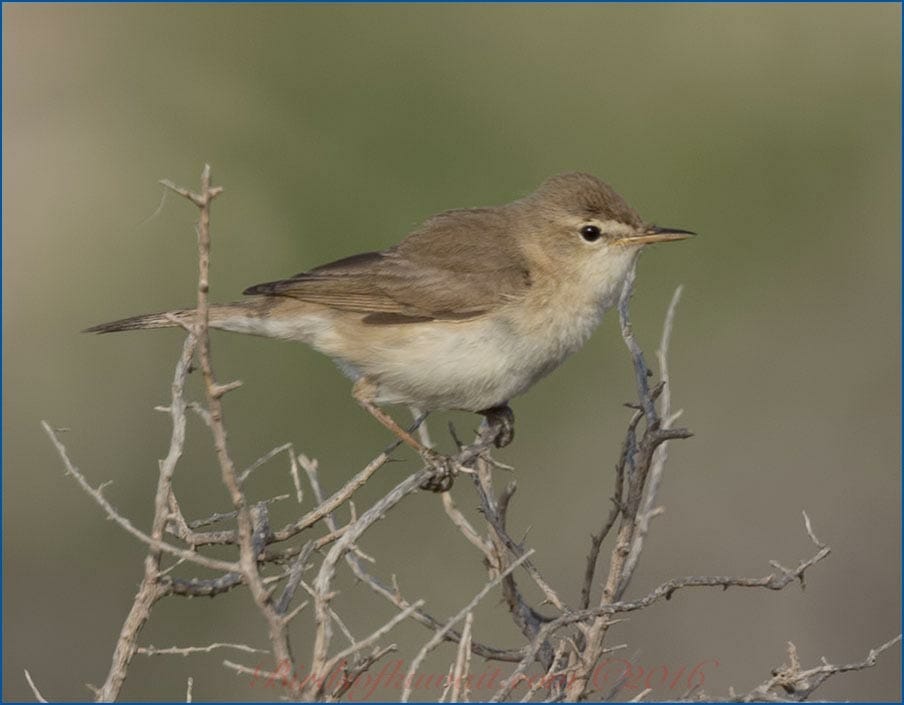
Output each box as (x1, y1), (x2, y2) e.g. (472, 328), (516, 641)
(242, 208), (531, 323)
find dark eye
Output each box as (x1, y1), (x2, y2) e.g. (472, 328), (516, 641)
(580, 225), (602, 242)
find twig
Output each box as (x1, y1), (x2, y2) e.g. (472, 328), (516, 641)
(137, 643), (269, 657)
(24, 669), (49, 703)
(731, 635), (902, 702)
(465, 462), (559, 671)
(98, 331), (211, 701)
(401, 550), (535, 702)
(169, 166), (294, 668)
(41, 425), (237, 575)
(439, 664), (457, 703)
(492, 515), (830, 702)
(43, 337), (242, 704)
(411, 407), (434, 448)
(518, 639), (569, 702)
(274, 541), (315, 615)
(579, 380), (666, 612)
(288, 447), (304, 504)
(442, 492), (494, 558)
(622, 284), (683, 586)
(330, 645), (399, 700)
(239, 442), (294, 484)
(306, 466), (434, 698)
(449, 611), (474, 703)
(563, 273), (692, 700)
(321, 599), (425, 677)
(345, 557), (525, 662)
(471, 474), (566, 612)
(617, 265), (657, 428)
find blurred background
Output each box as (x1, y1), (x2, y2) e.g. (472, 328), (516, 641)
(4, 4), (900, 701)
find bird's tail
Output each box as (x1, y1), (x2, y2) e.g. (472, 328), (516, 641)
(84, 308), (197, 333)
(83, 302), (270, 335)
(84, 298), (303, 340)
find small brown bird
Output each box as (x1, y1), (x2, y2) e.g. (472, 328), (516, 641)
(88, 172), (693, 455)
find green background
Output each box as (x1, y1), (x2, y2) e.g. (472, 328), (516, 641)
(4, 4), (901, 701)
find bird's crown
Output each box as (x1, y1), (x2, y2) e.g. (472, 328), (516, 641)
(528, 172), (643, 228)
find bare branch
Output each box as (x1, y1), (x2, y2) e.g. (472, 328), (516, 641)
(442, 492), (494, 558)
(495, 510), (828, 702)
(449, 612), (474, 703)
(345, 558), (526, 663)
(238, 442), (294, 484)
(617, 265), (658, 427)
(271, 450), (393, 542)
(322, 599), (425, 677)
(622, 285), (684, 580)
(137, 643), (269, 657)
(330, 645), (399, 701)
(43, 406), (238, 569)
(24, 669), (49, 703)
(307, 466), (434, 697)
(730, 635), (902, 702)
(402, 550), (535, 702)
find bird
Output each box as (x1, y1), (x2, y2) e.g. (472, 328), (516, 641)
(87, 172), (693, 465)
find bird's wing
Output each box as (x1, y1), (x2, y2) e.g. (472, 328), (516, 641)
(242, 208), (532, 324)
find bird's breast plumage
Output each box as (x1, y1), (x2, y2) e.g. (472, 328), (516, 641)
(323, 248), (639, 412)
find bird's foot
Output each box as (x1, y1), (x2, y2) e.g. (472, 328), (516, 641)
(419, 449), (457, 493)
(478, 404), (515, 448)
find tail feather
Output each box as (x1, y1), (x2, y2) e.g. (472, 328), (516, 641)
(84, 299), (284, 336)
(84, 309), (192, 334)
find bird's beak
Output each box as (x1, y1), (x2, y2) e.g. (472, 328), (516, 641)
(618, 225), (696, 245)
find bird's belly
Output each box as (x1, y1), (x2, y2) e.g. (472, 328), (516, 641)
(215, 297), (607, 412)
(329, 310), (600, 411)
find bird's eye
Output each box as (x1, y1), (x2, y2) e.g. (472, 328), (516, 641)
(580, 225), (602, 242)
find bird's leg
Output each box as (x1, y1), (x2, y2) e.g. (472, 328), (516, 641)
(352, 378), (429, 453)
(478, 403), (515, 448)
(352, 379), (455, 492)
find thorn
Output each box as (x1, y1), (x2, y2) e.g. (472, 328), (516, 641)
(802, 510), (825, 548)
(210, 380), (243, 398)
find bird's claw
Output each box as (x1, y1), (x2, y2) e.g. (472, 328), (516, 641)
(419, 449), (457, 492)
(480, 404), (515, 448)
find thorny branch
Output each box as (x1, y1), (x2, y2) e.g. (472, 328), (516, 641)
(39, 168), (899, 702)
(727, 635), (903, 703)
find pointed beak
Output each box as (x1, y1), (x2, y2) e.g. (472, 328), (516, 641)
(618, 225), (697, 245)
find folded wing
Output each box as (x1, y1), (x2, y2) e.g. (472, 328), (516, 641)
(243, 208), (531, 324)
